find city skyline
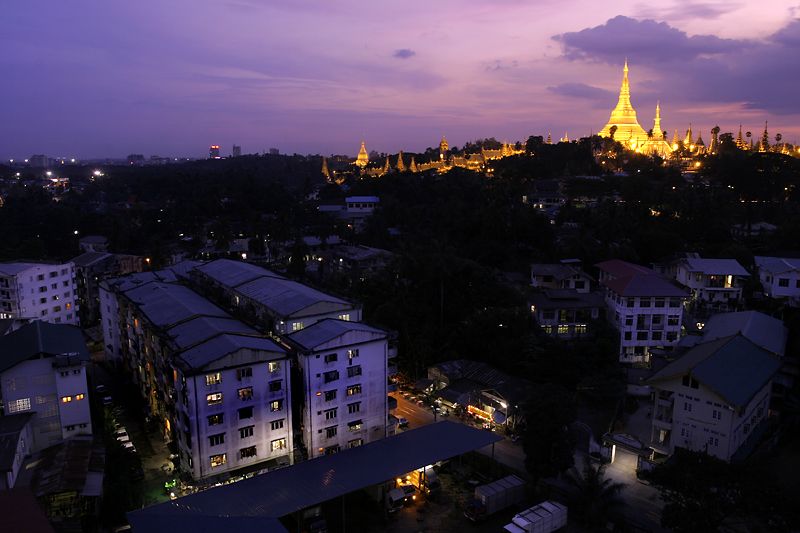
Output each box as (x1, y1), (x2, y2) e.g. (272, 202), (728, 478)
(3, 1), (800, 159)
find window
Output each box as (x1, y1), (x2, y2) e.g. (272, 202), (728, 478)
(40, 309), (48, 316)
(346, 384), (361, 396)
(207, 393), (223, 406)
(270, 419), (284, 431)
(624, 332), (632, 341)
(778, 278), (789, 287)
(50, 283), (57, 290)
(348, 420), (363, 432)
(666, 332), (678, 342)
(37, 274), (45, 281)
(624, 316), (633, 326)
(324, 353), (338, 363)
(63, 280), (69, 287)
(75, 393), (85, 401)
(324, 370), (339, 383)
(348, 402), (361, 414)
(348, 439), (363, 448)
(574, 280), (585, 289)
(640, 298), (651, 307)
(557, 325), (569, 335)
(210, 454), (226, 468)
(268, 361), (281, 373)
(668, 316), (679, 326)
(238, 406), (254, 420)
(291, 322), (305, 332)
(325, 426), (338, 438)
(6, 398), (31, 413)
(240, 446), (257, 459)
(39, 297), (47, 304)
(654, 297), (665, 308)
(709, 437), (719, 447)
(637, 332), (648, 341)
(208, 414), (224, 426)
(238, 387), (254, 401)
(49, 271), (58, 278)
(338, 313), (351, 321)
(347, 349), (359, 361)
(239, 426), (254, 439)
(652, 331), (663, 341)
(65, 424), (76, 431)
(271, 438), (286, 451)
(324, 445), (340, 455)
(269, 380), (282, 392)
(61, 396), (73, 403)
(684, 402), (692, 412)
(325, 408), (338, 420)
(205, 373), (221, 386)
(324, 390), (337, 402)
(347, 366), (362, 378)
(236, 367), (253, 380)
(712, 410), (721, 420)
(209, 433), (225, 446)
(669, 298), (681, 308)
(270, 399), (283, 412)
(626, 298), (634, 307)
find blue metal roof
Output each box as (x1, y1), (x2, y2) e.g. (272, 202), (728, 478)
(287, 318), (386, 350)
(129, 421), (501, 524)
(194, 259), (283, 288)
(235, 276), (351, 317)
(177, 334), (287, 371)
(125, 283), (227, 327)
(168, 316), (258, 349)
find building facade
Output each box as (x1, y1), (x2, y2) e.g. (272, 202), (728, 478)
(0, 262), (79, 325)
(530, 289), (604, 339)
(754, 256), (800, 301)
(673, 256), (749, 313)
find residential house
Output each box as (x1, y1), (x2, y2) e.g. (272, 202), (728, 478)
(674, 256), (749, 313)
(0, 321), (92, 451)
(596, 260), (689, 365)
(530, 289), (604, 338)
(647, 335), (780, 462)
(754, 256), (800, 302)
(530, 262), (592, 293)
(78, 235), (108, 253)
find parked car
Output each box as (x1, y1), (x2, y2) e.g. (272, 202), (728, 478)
(122, 441), (137, 453)
(102, 396), (113, 406)
(397, 417), (409, 428)
(399, 484), (418, 504)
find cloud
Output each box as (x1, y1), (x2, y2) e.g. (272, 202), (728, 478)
(633, 1), (742, 22)
(393, 48), (416, 59)
(552, 16), (800, 114)
(547, 82), (614, 101)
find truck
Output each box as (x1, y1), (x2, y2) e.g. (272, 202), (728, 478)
(406, 465), (440, 497)
(504, 501), (567, 533)
(385, 488), (406, 513)
(463, 474), (526, 521)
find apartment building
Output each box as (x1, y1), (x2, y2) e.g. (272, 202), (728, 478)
(674, 256), (749, 313)
(191, 259), (360, 334)
(72, 251), (143, 326)
(647, 335), (780, 462)
(287, 319), (390, 458)
(0, 321), (92, 452)
(754, 256), (800, 301)
(596, 260), (688, 364)
(530, 289), (604, 338)
(0, 262), (79, 325)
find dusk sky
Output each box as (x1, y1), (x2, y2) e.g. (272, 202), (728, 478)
(3, 1), (800, 159)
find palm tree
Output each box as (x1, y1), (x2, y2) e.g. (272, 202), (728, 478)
(565, 458), (626, 528)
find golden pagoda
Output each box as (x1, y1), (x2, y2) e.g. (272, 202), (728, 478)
(321, 156), (330, 181)
(641, 103), (672, 157)
(355, 141), (369, 168)
(396, 151), (406, 172)
(599, 60), (649, 150)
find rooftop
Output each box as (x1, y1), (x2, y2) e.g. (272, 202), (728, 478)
(648, 335), (781, 408)
(168, 316), (257, 349)
(530, 263), (583, 280)
(754, 255), (800, 274)
(604, 272), (688, 298)
(0, 321), (89, 374)
(125, 282), (227, 328)
(235, 277), (351, 318)
(595, 259), (654, 279)
(194, 259), (283, 288)
(702, 310), (787, 357)
(128, 421), (500, 523)
(530, 289), (604, 309)
(0, 262), (64, 276)
(680, 257), (749, 276)
(287, 318), (386, 351)
(71, 251), (113, 268)
(176, 334), (286, 372)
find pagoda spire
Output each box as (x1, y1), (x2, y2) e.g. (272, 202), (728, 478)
(598, 60), (648, 147)
(760, 121), (770, 151)
(355, 141), (369, 168)
(672, 129), (680, 147)
(652, 102), (663, 139)
(396, 151), (406, 172)
(684, 123), (693, 146)
(409, 156), (418, 173)
(321, 156), (330, 181)
(736, 124), (746, 149)
(546, 132), (552, 144)
(382, 156), (391, 174)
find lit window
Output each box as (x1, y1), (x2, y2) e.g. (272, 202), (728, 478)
(270, 400), (283, 412)
(240, 446), (257, 459)
(208, 414), (224, 426)
(205, 373), (221, 386)
(75, 393), (85, 401)
(206, 392), (223, 406)
(291, 322), (305, 332)
(347, 349), (359, 361)
(348, 439), (363, 448)
(61, 396), (73, 403)
(268, 361), (281, 373)
(346, 384), (362, 396)
(271, 438), (286, 451)
(339, 314), (350, 321)
(210, 454), (226, 468)
(348, 420), (363, 432)
(238, 387), (253, 401)
(7, 398), (31, 413)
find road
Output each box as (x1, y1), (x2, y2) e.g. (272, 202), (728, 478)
(390, 393), (527, 474)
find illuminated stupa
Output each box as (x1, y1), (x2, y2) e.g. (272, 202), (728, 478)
(598, 60), (650, 150)
(355, 141), (369, 168)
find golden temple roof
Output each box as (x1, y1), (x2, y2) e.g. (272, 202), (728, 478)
(598, 60), (650, 149)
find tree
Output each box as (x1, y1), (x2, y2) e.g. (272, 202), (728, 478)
(522, 384), (576, 481)
(609, 125), (618, 140)
(565, 458), (626, 528)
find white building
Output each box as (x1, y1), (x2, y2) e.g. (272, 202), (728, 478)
(647, 334), (781, 462)
(596, 260), (688, 364)
(287, 319), (390, 458)
(0, 321), (92, 452)
(530, 263), (592, 293)
(191, 259), (360, 335)
(754, 256), (800, 302)
(173, 333), (293, 480)
(674, 256), (749, 312)
(0, 262), (79, 325)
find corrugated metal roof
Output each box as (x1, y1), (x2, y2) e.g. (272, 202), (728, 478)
(604, 273), (688, 297)
(128, 421), (501, 522)
(0, 262), (63, 276)
(177, 334), (286, 370)
(648, 335), (781, 408)
(125, 283), (227, 327)
(287, 319), (386, 350)
(195, 259), (283, 288)
(236, 277), (350, 317)
(681, 258), (749, 276)
(0, 321), (89, 373)
(71, 251), (113, 268)
(754, 256), (800, 274)
(702, 310), (787, 357)
(168, 316), (258, 349)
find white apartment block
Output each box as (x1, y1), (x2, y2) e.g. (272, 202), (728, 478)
(0, 321), (92, 452)
(597, 260), (688, 364)
(0, 262), (79, 325)
(647, 335), (779, 462)
(173, 336), (293, 480)
(754, 256), (800, 301)
(191, 259), (361, 335)
(674, 256), (749, 312)
(288, 319), (389, 458)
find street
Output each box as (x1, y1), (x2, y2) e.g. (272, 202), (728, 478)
(390, 393), (527, 474)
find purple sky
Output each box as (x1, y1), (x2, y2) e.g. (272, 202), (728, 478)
(2, 1), (800, 159)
